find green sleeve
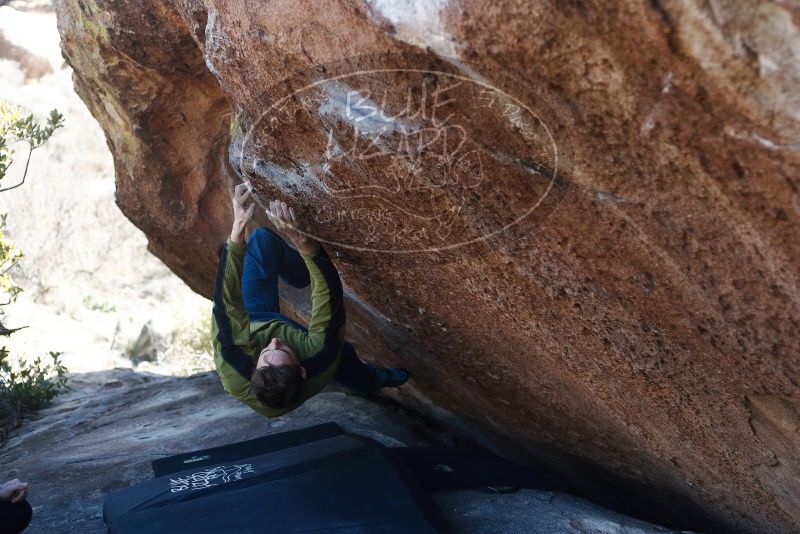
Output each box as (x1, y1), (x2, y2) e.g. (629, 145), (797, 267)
(292, 246), (346, 376)
(211, 239), (257, 392)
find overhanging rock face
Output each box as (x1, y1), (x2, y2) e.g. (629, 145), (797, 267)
(57, 1), (800, 532)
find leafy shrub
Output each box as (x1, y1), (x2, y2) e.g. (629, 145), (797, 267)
(0, 101), (63, 189)
(157, 314), (215, 374)
(0, 101), (67, 443)
(0, 348), (68, 442)
(170, 314), (214, 358)
(0, 214), (23, 332)
(81, 294), (116, 313)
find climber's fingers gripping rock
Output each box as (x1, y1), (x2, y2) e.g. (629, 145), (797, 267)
(232, 183), (256, 224)
(267, 199), (319, 256)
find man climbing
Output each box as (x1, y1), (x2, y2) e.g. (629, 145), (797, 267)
(211, 183), (408, 417)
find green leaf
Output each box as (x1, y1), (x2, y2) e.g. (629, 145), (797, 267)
(0, 101), (64, 185)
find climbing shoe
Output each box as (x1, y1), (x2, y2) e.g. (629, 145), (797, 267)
(376, 367), (409, 388)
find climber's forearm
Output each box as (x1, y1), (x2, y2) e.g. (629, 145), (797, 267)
(292, 235), (320, 256)
(229, 220), (247, 244)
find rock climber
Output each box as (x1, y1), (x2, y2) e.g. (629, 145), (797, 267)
(211, 183), (408, 417)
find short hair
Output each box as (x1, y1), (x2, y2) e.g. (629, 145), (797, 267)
(251, 365), (304, 409)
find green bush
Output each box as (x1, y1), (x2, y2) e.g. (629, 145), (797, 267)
(0, 101), (63, 190)
(0, 101), (66, 443)
(170, 314), (214, 358)
(0, 348), (68, 442)
(0, 213), (23, 334)
(82, 294), (116, 313)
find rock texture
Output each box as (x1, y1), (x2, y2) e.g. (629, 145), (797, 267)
(0, 369), (678, 534)
(56, 1), (800, 532)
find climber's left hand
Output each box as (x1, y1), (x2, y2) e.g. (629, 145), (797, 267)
(230, 183), (255, 244)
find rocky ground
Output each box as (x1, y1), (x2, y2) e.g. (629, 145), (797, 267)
(1, 367), (679, 534)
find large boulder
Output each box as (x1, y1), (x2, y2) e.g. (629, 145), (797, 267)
(57, 1), (800, 532)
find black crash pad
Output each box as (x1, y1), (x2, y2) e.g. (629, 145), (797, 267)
(104, 423), (444, 533)
(151, 422), (344, 478)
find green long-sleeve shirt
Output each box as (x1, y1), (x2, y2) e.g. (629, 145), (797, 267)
(210, 238), (345, 417)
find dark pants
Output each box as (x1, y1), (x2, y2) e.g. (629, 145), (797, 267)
(0, 501), (32, 534)
(242, 227), (380, 394)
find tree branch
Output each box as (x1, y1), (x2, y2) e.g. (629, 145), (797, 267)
(0, 318), (27, 337)
(0, 146), (34, 193)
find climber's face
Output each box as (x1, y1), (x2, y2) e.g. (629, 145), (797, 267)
(257, 337), (306, 378)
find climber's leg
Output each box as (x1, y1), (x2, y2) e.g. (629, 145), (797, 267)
(242, 227), (281, 319)
(243, 227), (310, 322)
(334, 342), (409, 394)
(272, 228), (311, 289)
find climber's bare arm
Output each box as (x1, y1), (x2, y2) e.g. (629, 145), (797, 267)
(266, 199), (319, 256)
(230, 183), (255, 244)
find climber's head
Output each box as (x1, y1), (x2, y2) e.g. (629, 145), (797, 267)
(251, 337), (307, 409)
